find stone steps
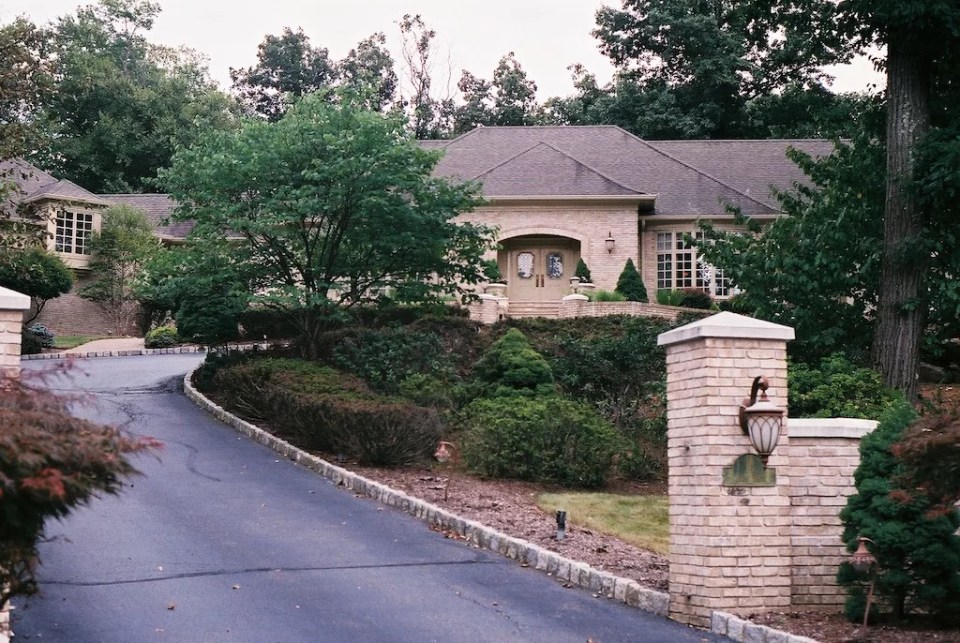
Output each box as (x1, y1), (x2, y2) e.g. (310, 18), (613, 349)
(506, 301), (562, 319)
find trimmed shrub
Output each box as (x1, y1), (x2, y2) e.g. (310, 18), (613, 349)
(331, 327), (448, 393)
(208, 357), (442, 466)
(590, 289), (627, 302)
(144, 325), (179, 348)
(471, 328), (555, 398)
(574, 258), (592, 283)
(655, 288), (686, 306)
(20, 328), (44, 355)
(679, 287), (712, 309)
(789, 354), (901, 420)
(25, 323), (54, 348)
(838, 401), (960, 625)
(481, 258), (502, 282)
(460, 396), (622, 488)
(615, 258), (648, 302)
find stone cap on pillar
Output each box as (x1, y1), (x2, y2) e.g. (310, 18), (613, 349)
(0, 286), (30, 310)
(657, 311), (794, 347)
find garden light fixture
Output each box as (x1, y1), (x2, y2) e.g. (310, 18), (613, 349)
(739, 376), (784, 464)
(850, 536), (877, 626)
(605, 231), (616, 253)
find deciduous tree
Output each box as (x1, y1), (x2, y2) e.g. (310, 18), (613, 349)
(160, 96), (492, 355)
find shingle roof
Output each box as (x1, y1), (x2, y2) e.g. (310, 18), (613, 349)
(99, 193), (192, 240)
(1, 158), (106, 206)
(430, 126), (833, 216)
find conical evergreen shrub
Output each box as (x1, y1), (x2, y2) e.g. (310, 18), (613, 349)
(574, 258), (592, 283)
(615, 258), (648, 302)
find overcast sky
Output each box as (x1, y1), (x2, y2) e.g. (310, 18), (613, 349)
(3, 1), (882, 100)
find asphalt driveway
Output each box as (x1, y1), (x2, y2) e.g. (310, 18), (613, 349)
(13, 354), (724, 642)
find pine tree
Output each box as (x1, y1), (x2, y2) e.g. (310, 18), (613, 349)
(615, 258), (648, 302)
(838, 400), (960, 624)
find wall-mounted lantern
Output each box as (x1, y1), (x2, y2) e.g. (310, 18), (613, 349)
(604, 231), (616, 253)
(739, 376), (785, 465)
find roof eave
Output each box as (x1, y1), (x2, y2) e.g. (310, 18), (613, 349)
(23, 192), (110, 207)
(485, 194), (657, 206)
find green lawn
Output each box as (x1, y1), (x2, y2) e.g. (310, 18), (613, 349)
(537, 492), (669, 555)
(53, 335), (109, 349)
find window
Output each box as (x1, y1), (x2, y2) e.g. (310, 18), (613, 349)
(655, 230), (731, 297)
(55, 211), (93, 254)
(546, 252), (563, 279)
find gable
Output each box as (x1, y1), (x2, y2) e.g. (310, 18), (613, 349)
(429, 126), (810, 217)
(475, 142), (644, 197)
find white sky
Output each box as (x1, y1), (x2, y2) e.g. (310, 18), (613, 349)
(3, 0), (883, 100)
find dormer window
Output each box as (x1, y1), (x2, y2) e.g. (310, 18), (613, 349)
(55, 210), (94, 254)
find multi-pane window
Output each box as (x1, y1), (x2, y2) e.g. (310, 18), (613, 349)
(655, 230), (731, 297)
(55, 211), (93, 254)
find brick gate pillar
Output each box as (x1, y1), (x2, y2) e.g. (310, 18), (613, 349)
(657, 312), (794, 627)
(0, 286), (31, 378)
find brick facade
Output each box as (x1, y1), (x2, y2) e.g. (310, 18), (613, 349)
(0, 286), (30, 377)
(33, 271), (139, 337)
(658, 313), (877, 625)
(457, 201), (640, 294)
(788, 419), (876, 609)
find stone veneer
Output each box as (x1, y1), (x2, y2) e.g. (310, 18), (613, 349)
(788, 418), (876, 609)
(0, 286), (30, 378)
(658, 312), (795, 628)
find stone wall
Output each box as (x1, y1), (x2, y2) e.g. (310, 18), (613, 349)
(467, 294), (505, 325)
(788, 418), (876, 609)
(558, 299), (694, 321)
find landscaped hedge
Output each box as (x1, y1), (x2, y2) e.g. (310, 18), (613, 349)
(460, 396), (622, 488)
(789, 354), (901, 420)
(206, 357), (442, 466)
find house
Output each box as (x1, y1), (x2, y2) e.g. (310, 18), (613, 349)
(2, 126), (833, 334)
(428, 126), (833, 314)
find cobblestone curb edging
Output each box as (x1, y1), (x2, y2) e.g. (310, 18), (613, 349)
(711, 612), (820, 643)
(22, 345), (206, 360)
(182, 366), (671, 617)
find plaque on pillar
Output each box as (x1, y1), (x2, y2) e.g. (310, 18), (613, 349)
(722, 453), (776, 487)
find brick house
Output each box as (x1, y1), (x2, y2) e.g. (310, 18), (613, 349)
(428, 126), (832, 315)
(3, 126), (832, 334)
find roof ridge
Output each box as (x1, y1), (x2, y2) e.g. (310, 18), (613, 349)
(654, 138), (833, 144)
(634, 136), (778, 212)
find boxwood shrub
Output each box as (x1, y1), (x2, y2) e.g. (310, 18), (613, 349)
(460, 396), (622, 488)
(208, 357), (442, 466)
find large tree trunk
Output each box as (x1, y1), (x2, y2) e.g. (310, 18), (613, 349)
(871, 38), (931, 402)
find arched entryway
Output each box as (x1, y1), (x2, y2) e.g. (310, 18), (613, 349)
(499, 235), (580, 302)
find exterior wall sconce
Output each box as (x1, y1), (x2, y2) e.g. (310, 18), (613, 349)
(605, 231), (616, 253)
(739, 376), (784, 464)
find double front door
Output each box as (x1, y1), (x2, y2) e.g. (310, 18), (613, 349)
(508, 246), (572, 302)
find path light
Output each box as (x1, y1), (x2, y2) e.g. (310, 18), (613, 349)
(434, 441), (460, 501)
(851, 536), (877, 627)
(739, 376), (785, 464)
(604, 231), (616, 253)
(556, 510), (567, 541)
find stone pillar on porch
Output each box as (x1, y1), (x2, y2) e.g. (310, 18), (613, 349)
(657, 312), (794, 627)
(0, 286), (30, 378)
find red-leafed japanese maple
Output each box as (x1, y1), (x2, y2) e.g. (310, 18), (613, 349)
(893, 408), (960, 513)
(0, 368), (160, 610)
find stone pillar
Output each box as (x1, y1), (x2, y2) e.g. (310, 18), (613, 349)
(468, 293), (505, 325)
(0, 286), (31, 378)
(657, 312), (794, 627)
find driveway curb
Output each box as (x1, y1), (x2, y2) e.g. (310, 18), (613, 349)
(183, 366), (821, 643)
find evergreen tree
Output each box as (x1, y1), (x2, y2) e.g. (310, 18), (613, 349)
(615, 258), (647, 302)
(574, 258), (592, 283)
(838, 401), (960, 624)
